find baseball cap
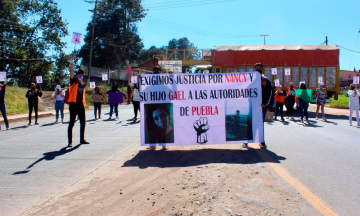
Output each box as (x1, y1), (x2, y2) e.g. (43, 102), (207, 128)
(56, 85), (61, 89)
(153, 66), (161, 71)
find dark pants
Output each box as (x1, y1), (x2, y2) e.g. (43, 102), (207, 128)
(28, 101), (38, 123)
(133, 101), (140, 118)
(68, 103), (86, 143)
(299, 100), (309, 120)
(262, 107), (267, 143)
(287, 100), (295, 117)
(275, 102), (284, 119)
(94, 102), (102, 118)
(127, 93), (131, 104)
(0, 103), (9, 128)
(109, 103), (118, 118)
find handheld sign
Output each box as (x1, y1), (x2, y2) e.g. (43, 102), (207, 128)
(271, 68), (277, 75)
(90, 82), (96, 89)
(102, 74), (108, 81)
(318, 76), (323, 84)
(36, 76), (43, 84)
(285, 68), (291, 76)
(131, 76), (137, 83)
(126, 65), (134, 79)
(299, 81), (305, 86)
(354, 76), (360, 84)
(71, 32), (82, 45)
(0, 72), (6, 81)
(274, 79), (280, 87)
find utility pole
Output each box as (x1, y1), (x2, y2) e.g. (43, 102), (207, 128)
(325, 36), (328, 45)
(260, 34), (269, 45)
(87, 0), (98, 84)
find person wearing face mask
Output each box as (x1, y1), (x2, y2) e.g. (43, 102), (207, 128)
(53, 85), (65, 123)
(92, 86), (104, 120)
(67, 53), (89, 147)
(107, 82), (120, 120)
(243, 63), (272, 149)
(26, 83), (43, 125)
(315, 82), (327, 121)
(348, 84), (360, 126)
(274, 85), (285, 121)
(128, 75), (141, 122)
(297, 83), (311, 124)
(285, 82), (296, 120)
(0, 78), (9, 130)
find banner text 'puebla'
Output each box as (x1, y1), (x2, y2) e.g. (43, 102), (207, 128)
(140, 73), (263, 146)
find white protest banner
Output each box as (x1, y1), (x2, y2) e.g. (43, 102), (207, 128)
(131, 76), (138, 83)
(0, 72), (6, 81)
(90, 82), (96, 89)
(353, 76), (359, 84)
(102, 74), (108, 81)
(274, 79), (280, 87)
(318, 76), (323, 84)
(36, 76), (43, 84)
(71, 32), (82, 45)
(285, 68), (291, 76)
(140, 73), (263, 146)
(271, 68), (277, 75)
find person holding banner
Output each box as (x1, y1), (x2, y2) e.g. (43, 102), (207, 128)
(274, 85), (285, 121)
(26, 83), (43, 125)
(0, 78), (10, 130)
(127, 85), (132, 105)
(296, 83), (311, 124)
(107, 82), (120, 120)
(67, 53), (89, 147)
(53, 85), (65, 123)
(315, 83), (327, 121)
(348, 84), (360, 126)
(128, 75), (140, 122)
(285, 82), (296, 120)
(92, 86), (104, 120)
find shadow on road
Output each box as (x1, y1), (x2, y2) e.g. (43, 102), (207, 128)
(12, 144), (84, 175)
(122, 148), (286, 169)
(10, 125), (29, 130)
(41, 122), (58, 127)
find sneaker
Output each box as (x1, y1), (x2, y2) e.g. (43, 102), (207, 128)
(281, 118), (285, 122)
(149, 146), (156, 150)
(35, 122), (39, 125)
(306, 119), (310, 124)
(61, 119), (64, 123)
(316, 117), (318, 120)
(349, 122), (352, 126)
(28, 122), (31, 126)
(115, 117), (119, 120)
(242, 143), (248, 148)
(161, 146), (168, 151)
(55, 119), (58, 123)
(68, 142), (72, 148)
(259, 142), (267, 148)
(291, 117), (294, 121)
(108, 117), (112, 120)
(6, 128), (10, 130)
(286, 116), (289, 119)
(301, 118), (304, 123)
(322, 117), (327, 121)
(80, 140), (90, 144)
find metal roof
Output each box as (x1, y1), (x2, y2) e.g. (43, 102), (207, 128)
(214, 45), (338, 51)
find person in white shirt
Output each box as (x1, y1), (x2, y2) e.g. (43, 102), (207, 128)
(53, 85), (65, 123)
(348, 84), (360, 126)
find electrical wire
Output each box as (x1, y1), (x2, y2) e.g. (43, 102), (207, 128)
(0, 57), (52, 61)
(349, 30), (360, 69)
(146, 0), (237, 10)
(329, 41), (360, 53)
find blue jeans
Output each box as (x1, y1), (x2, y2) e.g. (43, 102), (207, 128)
(109, 103), (118, 118)
(55, 101), (65, 121)
(0, 103), (9, 128)
(299, 99), (309, 120)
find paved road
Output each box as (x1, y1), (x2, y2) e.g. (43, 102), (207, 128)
(0, 105), (359, 216)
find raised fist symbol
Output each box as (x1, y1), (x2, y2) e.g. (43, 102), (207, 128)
(193, 117), (210, 144)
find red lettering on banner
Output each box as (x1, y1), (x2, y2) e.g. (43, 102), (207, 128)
(191, 106), (219, 116)
(169, 91), (186, 100)
(225, 74), (247, 83)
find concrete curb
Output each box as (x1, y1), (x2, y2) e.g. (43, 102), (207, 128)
(325, 105), (350, 109)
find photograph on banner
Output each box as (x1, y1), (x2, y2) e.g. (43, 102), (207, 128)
(90, 82), (96, 88)
(318, 76), (323, 84)
(71, 32), (82, 45)
(0, 72), (6, 81)
(36, 76), (43, 84)
(274, 79), (280, 87)
(353, 76), (359, 84)
(131, 76), (138, 83)
(139, 73), (263, 146)
(271, 68), (277, 75)
(285, 68), (291, 76)
(144, 103), (174, 144)
(102, 74), (108, 81)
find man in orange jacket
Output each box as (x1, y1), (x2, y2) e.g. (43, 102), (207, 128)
(67, 53), (89, 147)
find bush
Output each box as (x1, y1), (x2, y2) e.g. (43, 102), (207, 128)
(85, 84), (128, 107)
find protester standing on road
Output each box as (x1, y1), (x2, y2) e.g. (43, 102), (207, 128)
(0, 78), (10, 130)
(92, 86), (104, 120)
(26, 83), (42, 125)
(348, 84), (360, 126)
(127, 84), (132, 105)
(285, 82), (296, 120)
(243, 63), (272, 148)
(128, 75), (140, 122)
(274, 85), (285, 121)
(107, 82), (120, 120)
(297, 83), (310, 124)
(67, 53), (89, 147)
(315, 83), (327, 121)
(53, 85), (65, 123)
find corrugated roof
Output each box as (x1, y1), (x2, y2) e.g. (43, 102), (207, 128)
(214, 45), (338, 51)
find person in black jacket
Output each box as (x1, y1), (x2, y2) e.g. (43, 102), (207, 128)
(0, 78), (9, 130)
(26, 83), (42, 125)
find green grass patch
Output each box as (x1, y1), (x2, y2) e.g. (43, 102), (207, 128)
(4, 86), (29, 115)
(328, 92), (349, 106)
(85, 85), (128, 107)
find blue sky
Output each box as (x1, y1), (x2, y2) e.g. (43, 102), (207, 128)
(56, 0), (360, 71)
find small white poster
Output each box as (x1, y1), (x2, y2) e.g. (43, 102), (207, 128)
(0, 72), (6, 81)
(90, 82), (96, 89)
(102, 74), (108, 81)
(285, 68), (291, 76)
(131, 76), (138, 83)
(271, 68), (277, 75)
(36, 76), (43, 84)
(353, 76), (359, 84)
(71, 32), (82, 45)
(318, 76), (323, 84)
(274, 79), (280, 87)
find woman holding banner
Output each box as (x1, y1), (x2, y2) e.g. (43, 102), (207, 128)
(107, 82), (120, 120)
(26, 83), (42, 125)
(0, 78), (9, 130)
(128, 75), (140, 122)
(296, 83), (311, 124)
(92, 86), (104, 120)
(348, 84), (360, 126)
(53, 85), (65, 123)
(315, 83), (327, 121)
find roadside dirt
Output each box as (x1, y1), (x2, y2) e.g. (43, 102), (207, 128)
(24, 144), (319, 216)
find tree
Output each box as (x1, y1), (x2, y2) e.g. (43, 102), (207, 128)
(0, 0), (68, 88)
(79, 0), (146, 73)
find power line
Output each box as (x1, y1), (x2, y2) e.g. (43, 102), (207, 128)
(146, 0), (237, 10)
(329, 41), (360, 53)
(0, 57), (53, 61)
(349, 29), (360, 68)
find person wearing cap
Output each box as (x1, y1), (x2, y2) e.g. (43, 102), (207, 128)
(67, 53), (89, 147)
(274, 85), (285, 121)
(315, 82), (327, 121)
(0, 78), (9, 130)
(26, 83), (43, 125)
(53, 85), (65, 123)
